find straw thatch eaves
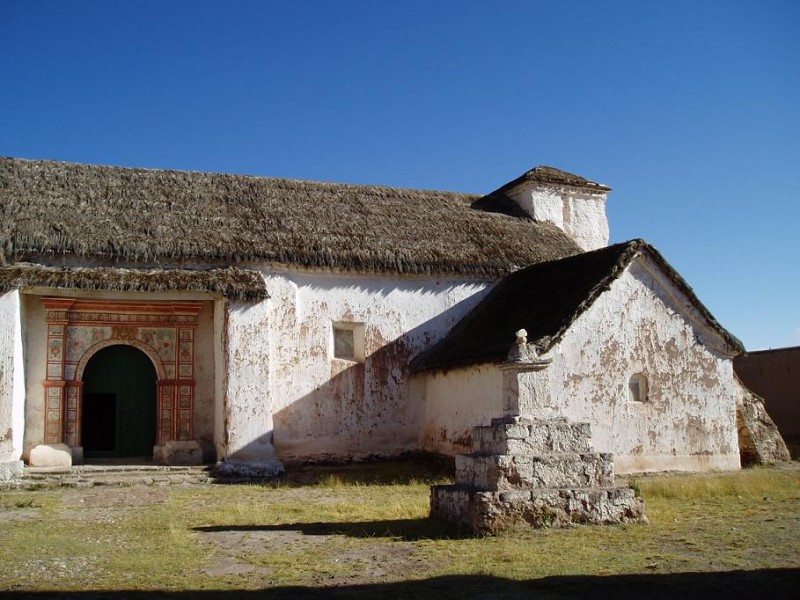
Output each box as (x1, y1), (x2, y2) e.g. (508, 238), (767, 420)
(411, 239), (744, 373)
(0, 263), (268, 302)
(0, 158), (581, 276)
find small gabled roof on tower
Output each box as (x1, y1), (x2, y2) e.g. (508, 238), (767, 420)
(411, 239), (743, 373)
(490, 165), (612, 197)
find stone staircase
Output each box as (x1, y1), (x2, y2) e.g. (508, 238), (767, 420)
(431, 415), (647, 534)
(0, 464), (216, 490)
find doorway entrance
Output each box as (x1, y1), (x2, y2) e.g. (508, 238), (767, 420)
(81, 344), (157, 459)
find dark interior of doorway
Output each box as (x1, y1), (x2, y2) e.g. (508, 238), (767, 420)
(81, 344), (157, 461)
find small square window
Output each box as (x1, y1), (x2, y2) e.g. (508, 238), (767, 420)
(333, 327), (355, 360)
(628, 373), (648, 403)
(332, 322), (365, 362)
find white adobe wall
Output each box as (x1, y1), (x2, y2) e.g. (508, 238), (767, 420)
(262, 269), (492, 463)
(419, 364), (503, 454)
(420, 254), (740, 474)
(0, 290), (26, 468)
(218, 298), (281, 468)
(537, 255), (740, 473)
(506, 182), (610, 251)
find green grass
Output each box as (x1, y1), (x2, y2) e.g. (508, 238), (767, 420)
(0, 461), (798, 596)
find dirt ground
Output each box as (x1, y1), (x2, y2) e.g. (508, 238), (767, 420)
(1, 462), (799, 598)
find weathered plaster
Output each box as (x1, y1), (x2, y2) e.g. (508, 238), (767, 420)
(539, 255), (740, 473)
(507, 182), (610, 251)
(422, 254), (741, 473)
(213, 299), (228, 460)
(420, 364), (503, 455)
(0, 290), (26, 463)
(220, 298), (279, 467)
(264, 270), (492, 463)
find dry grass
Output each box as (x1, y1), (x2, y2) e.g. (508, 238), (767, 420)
(0, 462), (798, 598)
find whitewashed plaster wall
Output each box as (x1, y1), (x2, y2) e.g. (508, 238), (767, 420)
(420, 255), (740, 474)
(0, 290), (26, 462)
(507, 182), (610, 251)
(536, 255), (740, 473)
(262, 269), (492, 463)
(213, 299), (228, 460)
(20, 291), (217, 460)
(419, 364), (503, 455)
(219, 298), (279, 467)
(20, 294), (47, 458)
(190, 302), (216, 460)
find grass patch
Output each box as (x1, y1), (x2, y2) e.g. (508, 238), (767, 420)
(0, 462), (798, 595)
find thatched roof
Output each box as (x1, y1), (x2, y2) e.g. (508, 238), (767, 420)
(0, 158), (582, 276)
(0, 263), (267, 301)
(411, 239), (743, 372)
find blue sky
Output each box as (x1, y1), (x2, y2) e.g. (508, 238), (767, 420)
(2, 1), (798, 350)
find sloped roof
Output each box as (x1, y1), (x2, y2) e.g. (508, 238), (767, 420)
(490, 165), (611, 196)
(0, 158), (581, 276)
(0, 263), (268, 301)
(411, 239), (743, 372)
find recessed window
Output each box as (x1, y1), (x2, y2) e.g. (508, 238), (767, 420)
(332, 322), (365, 362)
(334, 327), (355, 360)
(628, 373), (648, 403)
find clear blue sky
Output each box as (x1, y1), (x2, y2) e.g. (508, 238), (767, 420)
(2, 1), (798, 350)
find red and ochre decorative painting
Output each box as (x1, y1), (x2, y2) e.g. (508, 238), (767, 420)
(41, 299), (202, 448)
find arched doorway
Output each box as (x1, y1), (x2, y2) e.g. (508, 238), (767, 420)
(81, 344), (157, 459)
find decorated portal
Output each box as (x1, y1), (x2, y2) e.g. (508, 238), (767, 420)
(40, 298), (202, 465)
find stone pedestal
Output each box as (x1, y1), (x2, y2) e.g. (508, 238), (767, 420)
(431, 415), (646, 534)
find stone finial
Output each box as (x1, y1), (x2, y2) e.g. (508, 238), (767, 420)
(508, 329), (540, 363)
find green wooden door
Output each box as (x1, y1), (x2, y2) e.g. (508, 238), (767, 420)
(82, 345), (157, 458)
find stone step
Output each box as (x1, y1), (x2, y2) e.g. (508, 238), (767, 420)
(430, 483), (647, 534)
(472, 419), (592, 455)
(0, 465), (215, 490)
(455, 452), (614, 491)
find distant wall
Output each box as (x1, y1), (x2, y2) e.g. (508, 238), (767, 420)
(734, 347), (800, 437)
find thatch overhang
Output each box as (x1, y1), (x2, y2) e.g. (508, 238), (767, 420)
(411, 239), (744, 373)
(0, 158), (582, 276)
(0, 263), (268, 302)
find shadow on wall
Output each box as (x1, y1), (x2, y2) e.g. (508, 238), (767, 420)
(226, 290), (487, 466)
(9, 570), (800, 599)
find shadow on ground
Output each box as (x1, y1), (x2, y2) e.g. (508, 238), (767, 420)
(211, 454), (455, 488)
(195, 517), (473, 541)
(3, 570), (799, 599)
